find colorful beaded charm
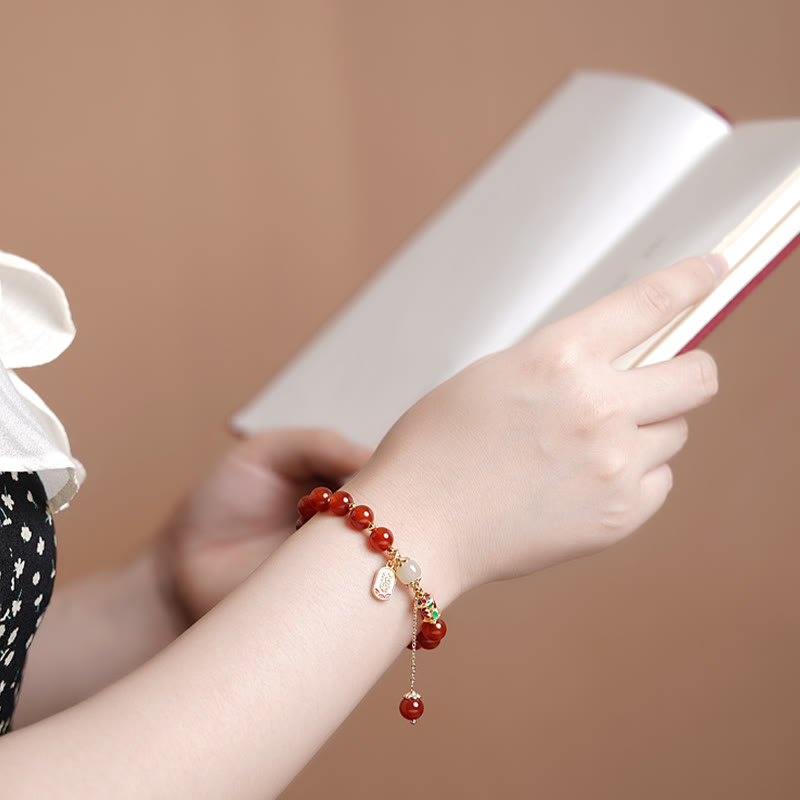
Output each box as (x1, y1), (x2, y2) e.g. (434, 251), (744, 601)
(414, 589), (441, 622)
(296, 486), (447, 724)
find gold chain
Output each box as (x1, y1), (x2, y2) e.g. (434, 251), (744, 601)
(410, 601), (417, 693)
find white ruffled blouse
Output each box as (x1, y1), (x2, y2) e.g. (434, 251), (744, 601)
(0, 249), (83, 512)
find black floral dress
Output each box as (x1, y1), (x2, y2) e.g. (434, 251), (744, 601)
(0, 471), (57, 735)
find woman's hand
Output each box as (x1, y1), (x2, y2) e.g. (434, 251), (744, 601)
(154, 429), (373, 625)
(350, 254), (727, 595)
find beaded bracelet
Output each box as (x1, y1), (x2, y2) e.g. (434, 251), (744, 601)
(296, 486), (447, 724)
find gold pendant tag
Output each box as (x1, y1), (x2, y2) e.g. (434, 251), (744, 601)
(372, 566), (396, 601)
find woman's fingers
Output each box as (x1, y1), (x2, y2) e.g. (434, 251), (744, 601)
(636, 416), (689, 474)
(622, 349), (719, 425)
(632, 463), (674, 527)
(558, 254), (728, 360)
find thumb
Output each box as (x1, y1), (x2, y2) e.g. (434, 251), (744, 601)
(241, 428), (374, 483)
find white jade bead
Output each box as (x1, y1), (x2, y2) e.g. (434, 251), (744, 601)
(395, 559), (422, 585)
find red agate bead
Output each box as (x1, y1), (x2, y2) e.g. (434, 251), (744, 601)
(329, 490), (353, 516)
(297, 495), (316, 520)
(349, 504), (374, 530)
(309, 486), (332, 512)
(416, 629), (440, 650)
(369, 526), (394, 552)
(420, 619), (447, 643)
(399, 693), (424, 722)
(407, 625), (441, 650)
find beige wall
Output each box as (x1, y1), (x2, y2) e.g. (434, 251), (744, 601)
(2, 1), (799, 797)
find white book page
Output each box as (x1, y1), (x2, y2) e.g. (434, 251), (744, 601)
(530, 120), (800, 368)
(232, 70), (730, 444)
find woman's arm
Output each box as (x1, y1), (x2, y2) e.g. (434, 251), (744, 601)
(14, 428), (371, 727)
(12, 545), (186, 728)
(2, 476), (461, 799)
(1, 254), (725, 798)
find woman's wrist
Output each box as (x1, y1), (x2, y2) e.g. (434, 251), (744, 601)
(295, 469), (463, 723)
(337, 465), (466, 611)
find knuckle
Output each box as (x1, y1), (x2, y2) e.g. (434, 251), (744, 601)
(569, 389), (619, 437)
(547, 339), (584, 375)
(596, 446), (629, 481)
(636, 279), (673, 319)
(522, 335), (587, 383)
(598, 501), (633, 536)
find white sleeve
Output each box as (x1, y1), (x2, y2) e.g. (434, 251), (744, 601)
(0, 249), (83, 512)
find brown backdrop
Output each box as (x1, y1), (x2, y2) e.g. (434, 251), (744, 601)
(1, 2), (798, 797)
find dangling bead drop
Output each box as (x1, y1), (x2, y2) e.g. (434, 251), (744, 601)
(400, 605), (424, 723)
(399, 691), (424, 722)
(301, 485), (445, 724)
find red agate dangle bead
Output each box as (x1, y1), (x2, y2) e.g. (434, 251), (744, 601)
(407, 617), (447, 649)
(399, 692), (424, 722)
(421, 618), (447, 643)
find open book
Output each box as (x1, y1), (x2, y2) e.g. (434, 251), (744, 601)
(232, 70), (800, 445)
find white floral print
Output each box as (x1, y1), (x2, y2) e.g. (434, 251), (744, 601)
(0, 471), (55, 735)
